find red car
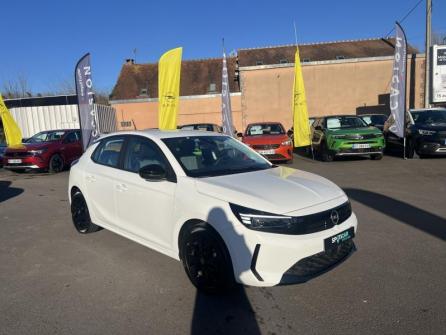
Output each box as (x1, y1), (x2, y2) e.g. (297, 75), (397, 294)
(3, 129), (83, 173)
(240, 122), (294, 163)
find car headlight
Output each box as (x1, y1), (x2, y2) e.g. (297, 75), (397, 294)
(418, 129), (436, 135)
(281, 139), (292, 146)
(230, 203), (300, 233)
(230, 202), (352, 234)
(29, 148), (48, 155)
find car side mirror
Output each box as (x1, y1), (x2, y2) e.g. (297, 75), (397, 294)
(139, 164), (166, 181)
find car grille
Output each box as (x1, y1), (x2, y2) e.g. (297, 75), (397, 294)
(262, 153), (287, 160)
(340, 147), (380, 153)
(252, 144), (280, 150)
(289, 201), (352, 235)
(280, 240), (354, 282)
(4, 151), (32, 158)
(342, 134), (378, 140)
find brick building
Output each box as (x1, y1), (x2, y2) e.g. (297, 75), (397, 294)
(110, 38), (424, 132)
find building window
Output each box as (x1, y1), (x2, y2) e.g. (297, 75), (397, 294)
(120, 121), (132, 128)
(256, 60), (264, 66)
(208, 83), (217, 93)
(336, 55), (345, 60)
(302, 58), (310, 63)
(279, 59), (288, 64)
(139, 88), (148, 96)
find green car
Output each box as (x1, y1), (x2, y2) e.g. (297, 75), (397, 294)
(311, 115), (385, 161)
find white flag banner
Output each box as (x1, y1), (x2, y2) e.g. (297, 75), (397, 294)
(221, 52), (235, 137)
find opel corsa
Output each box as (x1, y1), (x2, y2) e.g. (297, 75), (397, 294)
(69, 130), (358, 292)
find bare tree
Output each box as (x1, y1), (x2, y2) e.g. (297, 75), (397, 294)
(1, 74), (32, 98)
(432, 31), (446, 45)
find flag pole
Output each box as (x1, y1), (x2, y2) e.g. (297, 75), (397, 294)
(294, 21), (314, 160)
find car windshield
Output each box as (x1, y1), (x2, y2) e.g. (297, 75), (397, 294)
(326, 116), (367, 129)
(27, 131), (66, 143)
(181, 124), (214, 131)
(411, 110), (446, 125)
(162, 136), (273, 177)
(361, 115), (387, 125)
(246, 123), (285, 136)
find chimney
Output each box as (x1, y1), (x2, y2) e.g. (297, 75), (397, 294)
(125, 59), (135, 65)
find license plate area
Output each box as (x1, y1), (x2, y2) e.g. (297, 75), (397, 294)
(258, 149), (275, 155)
(324, 227), (355, 251)
(352, 143), (371, 149)
(8, 159), (22, 164)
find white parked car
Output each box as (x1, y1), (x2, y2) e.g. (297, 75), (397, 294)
(69, 130), (358, 292)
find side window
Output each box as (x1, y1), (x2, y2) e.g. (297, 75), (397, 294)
(123, 137), (167, 173)
(92, 137), (125, 168)
(75, 131), (81, 141)
(64, 132), (77, 143)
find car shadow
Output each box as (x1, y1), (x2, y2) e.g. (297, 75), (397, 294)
(344, 188), (446, 241)
(190, 207), (261, 335)
(0, 180), (24, 203)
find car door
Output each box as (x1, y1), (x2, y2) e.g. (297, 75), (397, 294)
(113, 135), (177, 250)
(61, 131), (83, 164)
(84, 136), (125, 228)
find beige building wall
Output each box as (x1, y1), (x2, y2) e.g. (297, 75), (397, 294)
(111, 55), (425, 133)
(113, 94), (242, 131)
(239, 55), (425, 130)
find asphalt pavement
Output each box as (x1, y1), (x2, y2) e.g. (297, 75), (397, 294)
(0, 154), (445, 335)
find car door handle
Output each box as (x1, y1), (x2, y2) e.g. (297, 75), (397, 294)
(86, 175), (96, 182)
(116, 183), (128, 192)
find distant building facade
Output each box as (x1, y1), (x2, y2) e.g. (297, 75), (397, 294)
(110, 38), (425, 132)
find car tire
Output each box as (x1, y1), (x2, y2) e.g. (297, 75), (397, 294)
(321, 142), (334, 162)
(71, 190), (101, 234)
(370, 153), (383, 160)
(48, 153), (64, 173)
(405, 140), (415, 159)
(180, 222), (236, 294)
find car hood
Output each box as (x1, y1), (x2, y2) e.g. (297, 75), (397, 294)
(242, 134), (289, 145)
(195, 166), (345, 214)
(414, 123), (446, 131)
(6, 142), (51, 152)
(327, 127), (380, 135)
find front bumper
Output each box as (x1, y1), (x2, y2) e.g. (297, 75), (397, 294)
(416, 138), (446, 155)
(330, 138), (385, 156)
(252, 145), (293, 161)
(222, 208), (358, 287)
(2, 156), (48, 170)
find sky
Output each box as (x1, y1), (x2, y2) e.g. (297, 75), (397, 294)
(1, 0), (445, 94)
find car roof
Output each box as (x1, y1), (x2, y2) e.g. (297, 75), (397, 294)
(99, 129), (225, 140)
(246, 122), (284, 126)
(358, 114), (388, 117)
(409, 108), (446, 112)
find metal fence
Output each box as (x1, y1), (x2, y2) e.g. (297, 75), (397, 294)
(8, 104), (117, 138)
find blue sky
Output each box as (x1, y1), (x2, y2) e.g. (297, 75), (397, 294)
(1, 0), (445, 94)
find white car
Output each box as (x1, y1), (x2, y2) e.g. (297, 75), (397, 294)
(69, 130), (357, 292)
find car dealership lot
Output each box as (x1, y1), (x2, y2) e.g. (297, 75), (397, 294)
(0, 156), (445, 335)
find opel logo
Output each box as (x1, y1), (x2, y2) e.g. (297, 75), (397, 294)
(330, 210), (340, 225)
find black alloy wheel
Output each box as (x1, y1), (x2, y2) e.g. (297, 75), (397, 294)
(181, 223), (235, 294)
(71, 191), (100, 234)
(321, 142), (334, 162)
(48, 154), (64, 173)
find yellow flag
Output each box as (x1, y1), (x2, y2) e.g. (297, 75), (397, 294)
(158, 47), (182, 130)
(292, 47), (311, 147)
(0, 94), (23, 147)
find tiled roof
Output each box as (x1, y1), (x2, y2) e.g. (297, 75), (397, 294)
(237, 38), (419, 67)
(110, 57), (239, 101)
